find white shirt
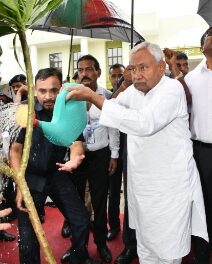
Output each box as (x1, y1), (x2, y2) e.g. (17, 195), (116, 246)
(99, 76), (208, 259)
(185, 59), (212, 143)
(83, 86), (119, 158)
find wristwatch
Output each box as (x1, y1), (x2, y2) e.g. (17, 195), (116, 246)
(175, 72), (183, 80)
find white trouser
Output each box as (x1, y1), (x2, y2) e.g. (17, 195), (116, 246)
(136, 231), (182, 264)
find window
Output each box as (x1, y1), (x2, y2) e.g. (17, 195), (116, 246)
(49, 53), (62, 71)
(107, 47), (122, 68)
(73, 51), (81, 74)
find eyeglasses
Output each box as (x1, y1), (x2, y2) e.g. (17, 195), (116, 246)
(129, 64), (149, 73)
(110, 73), (123, 78)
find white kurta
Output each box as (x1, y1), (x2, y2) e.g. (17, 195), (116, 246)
(99, 76), (208, 259)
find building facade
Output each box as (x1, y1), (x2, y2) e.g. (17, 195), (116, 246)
(0, 8), (209, 90)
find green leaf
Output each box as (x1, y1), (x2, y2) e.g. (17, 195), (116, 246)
(0, 0), (19, 13)
(0, 20), (16, 36)
(20, 0), (36, 24)
(13, 34), (25, 72)
(0, 0), (63, 35)
(0, 1), (24, 30)
(29, 0), (63, 27)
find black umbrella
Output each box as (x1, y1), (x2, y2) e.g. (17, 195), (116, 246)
(32, 0), (144, 80)
(197, 0), (212, 26)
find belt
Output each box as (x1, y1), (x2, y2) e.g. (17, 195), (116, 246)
(85, 145), (109, 154)
(193, 140), (212, 148)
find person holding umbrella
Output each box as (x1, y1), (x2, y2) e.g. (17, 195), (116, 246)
(61, 54), (120, 264)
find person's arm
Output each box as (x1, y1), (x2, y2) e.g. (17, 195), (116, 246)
(163, 48), (192, 104)
(56, 140), (85, 172)
(112, 65), (133, 98)
(163, 48), (181, 77)
(177, 77), (192, 105)
(66, 86), (105, 110)
(108, 128), (119, 176)
(14, 84), (28, 103)
(9, 142), (27, 212)
(112, 80), (132, 99)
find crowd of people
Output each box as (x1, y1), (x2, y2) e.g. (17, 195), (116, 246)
(0, 26), (212, 264)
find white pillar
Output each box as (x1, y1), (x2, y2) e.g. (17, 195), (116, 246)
(80, 38), (88, 55)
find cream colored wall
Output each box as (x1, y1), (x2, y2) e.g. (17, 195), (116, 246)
(87, 40), (107, 87)
(37, 40), (108, 86)
(37, 46), (70, 80)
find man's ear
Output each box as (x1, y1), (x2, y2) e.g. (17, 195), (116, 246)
(98, 68), (101, 77)
(160, 60), (166, 76)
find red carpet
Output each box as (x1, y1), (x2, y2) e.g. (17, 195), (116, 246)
(0, 206), (198, 263)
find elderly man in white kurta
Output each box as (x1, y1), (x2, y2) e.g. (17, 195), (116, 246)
(62, 42), (208, 264)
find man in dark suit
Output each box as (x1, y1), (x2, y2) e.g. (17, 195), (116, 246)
(106, 63), (125, 241)
(9, 68), (100, 264)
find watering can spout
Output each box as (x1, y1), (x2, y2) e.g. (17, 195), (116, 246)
(37, 83), (87, 147)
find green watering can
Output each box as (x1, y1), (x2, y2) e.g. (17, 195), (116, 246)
(36, 83), (87, 147)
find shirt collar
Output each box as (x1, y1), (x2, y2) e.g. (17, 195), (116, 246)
(198, 59), (211, 72)
(35, 99), (44, 112)
(136, 76), (165, 96)
(96, 85), (104, 95)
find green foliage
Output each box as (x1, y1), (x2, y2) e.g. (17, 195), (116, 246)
(0, 0), (63, 36)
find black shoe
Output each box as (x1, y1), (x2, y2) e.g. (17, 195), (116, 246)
(106, 227), (120, 241)
(61, 249), (70, 263)
(3, 212), (17, 222)
(0, 230), (16, 242)
(61, 248), (102, 264)
(114, 248), (137, 264)
(40, 214), (45, 224)
(89, 220), (94, 231)
(61, 252), (102, 264)
(83, 258), (102, 264)
(97, 245), (112, 263)
(61, 219), (72, 238)
(45, 201), (57, 208)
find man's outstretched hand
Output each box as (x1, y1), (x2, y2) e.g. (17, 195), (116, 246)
(65, 86), (105, 110)
(65, 86), (94, 102)
(56, 154), (85, 173)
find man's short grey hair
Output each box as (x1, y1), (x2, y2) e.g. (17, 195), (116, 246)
(130, 41), (164, 63)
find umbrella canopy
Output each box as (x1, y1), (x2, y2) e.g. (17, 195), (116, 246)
(33, 0), (144, 43)
(32, 0), (144, 80)
(197, 0), (212, 26)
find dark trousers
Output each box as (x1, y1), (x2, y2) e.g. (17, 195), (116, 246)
(122, 149), (137, 251)
(108, 156), (123, 229)
(71, 146), (110, 247)
(192, 140), (211, 263)
(3, 177), (17, 215)
(18, 170), (89, 264)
